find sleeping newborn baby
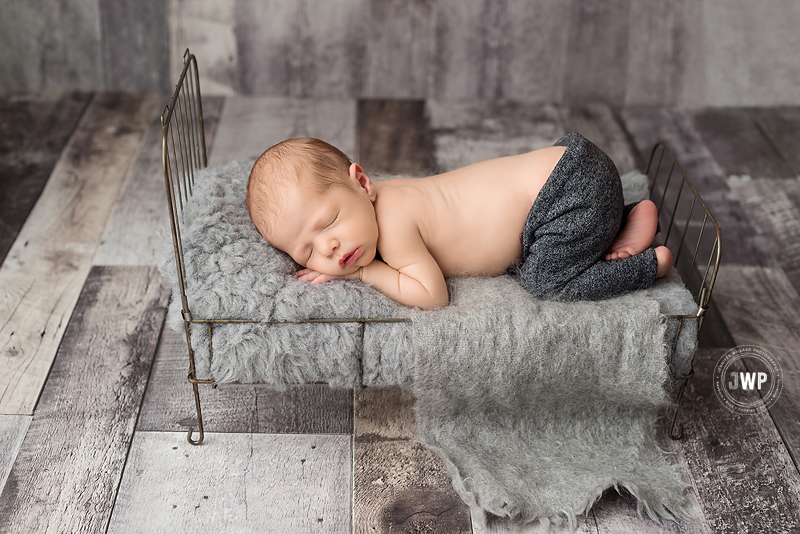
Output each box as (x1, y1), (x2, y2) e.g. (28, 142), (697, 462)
(246, 133), (672, 310)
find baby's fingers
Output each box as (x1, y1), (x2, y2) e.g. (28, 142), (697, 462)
(297, 269), (346, 284)
(297, 269), (324, 282)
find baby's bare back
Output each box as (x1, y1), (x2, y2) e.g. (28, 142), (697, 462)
(372, 146), (567, 277)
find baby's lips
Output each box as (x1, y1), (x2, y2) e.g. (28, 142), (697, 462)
(339, 247), (362, 268)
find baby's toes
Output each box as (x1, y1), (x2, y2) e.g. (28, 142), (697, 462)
(607, 250), (632, 260)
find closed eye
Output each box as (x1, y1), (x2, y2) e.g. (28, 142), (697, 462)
(326, 213), (339, 228)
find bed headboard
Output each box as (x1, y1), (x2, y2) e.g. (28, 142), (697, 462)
(161, 49), (207, 322)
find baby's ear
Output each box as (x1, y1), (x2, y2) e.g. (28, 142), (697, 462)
(349, 163), (376, 200)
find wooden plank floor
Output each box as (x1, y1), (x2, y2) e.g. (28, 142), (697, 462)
(1, 93), (799, 533)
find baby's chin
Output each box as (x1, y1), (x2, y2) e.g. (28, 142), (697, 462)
(359, 248), (377, 267)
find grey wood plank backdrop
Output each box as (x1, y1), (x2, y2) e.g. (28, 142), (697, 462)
(1, 0), (799, 105)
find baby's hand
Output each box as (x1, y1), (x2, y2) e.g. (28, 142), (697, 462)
(297, 268), (361, 284)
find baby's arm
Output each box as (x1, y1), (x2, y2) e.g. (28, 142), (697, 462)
(295, 225), (448, 309)
(361, 224), (448, 310)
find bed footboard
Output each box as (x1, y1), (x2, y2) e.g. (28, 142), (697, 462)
(646, 142), (722, 438)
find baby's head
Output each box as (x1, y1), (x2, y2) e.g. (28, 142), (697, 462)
(246, 137), (379, 276)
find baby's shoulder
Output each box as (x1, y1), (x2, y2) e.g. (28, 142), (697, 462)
(376, 210), (435, 271)
(374, 179), (428, 227)
(375, 195), (422, 240)
(374, 182), (432, 256)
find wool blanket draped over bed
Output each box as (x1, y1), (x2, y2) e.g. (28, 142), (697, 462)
(411, 275), (690, 529)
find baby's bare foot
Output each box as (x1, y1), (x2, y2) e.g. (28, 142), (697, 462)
(605, 200), (659, 260)
(655, 245), (673, 278)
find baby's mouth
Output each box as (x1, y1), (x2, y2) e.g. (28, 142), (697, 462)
(340, 247), (362, 268)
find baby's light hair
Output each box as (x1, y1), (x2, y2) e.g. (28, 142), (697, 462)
(246, 137), (353, 240)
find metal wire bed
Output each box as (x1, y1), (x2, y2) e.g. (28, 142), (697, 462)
(162, 50), (721, 445)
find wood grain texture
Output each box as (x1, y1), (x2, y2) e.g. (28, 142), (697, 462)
(100, 0), (169, 92)
(0, 415), (30, 498)
(107, 431), (352, 534)
(235, 0), (366, 98)
(431, 0), (571, 101)
(357, 100), (436, 175)
(0, 0), (103, 94)
(167, 0), (240, 95)
(4, 0), (800, 105)
(563, 0), (630, 105)
(425, 100), (636, 174)
(711, 265), (800, 472)
(703, 0), (800, 106)
(364, 0), (435, 99)
(137, 326), (353, 434)
(620, 106), (779, 268)
(93, 95), (224, 266)
(208, 96), (357, 166)
(352, 388), (472, 534)
(696, 299), (736, 350)
(752, 107), (800, 177)
(692, 108), (795, 178)
(493, 0), (572, 102)
(0, 92), (91, 265)
(427, 100), (563, 171)
(0, 266), (169, 534)
(420, 0), (487, 100)
(672, 347), (800, 533)
(726, 176), (800, 293)
(624, 0), (704, 107)
(0, 93), (157, 414)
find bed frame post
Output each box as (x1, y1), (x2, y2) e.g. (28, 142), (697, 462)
(187, 383), (205, 445)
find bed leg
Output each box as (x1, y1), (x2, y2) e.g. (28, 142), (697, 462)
(187, 378), (205, 445)
(669, 380), (688, 440)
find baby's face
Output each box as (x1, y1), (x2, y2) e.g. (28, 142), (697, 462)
(268, 179), (378, 276)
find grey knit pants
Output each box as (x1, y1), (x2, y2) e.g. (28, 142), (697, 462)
(517, 132), (658, 301)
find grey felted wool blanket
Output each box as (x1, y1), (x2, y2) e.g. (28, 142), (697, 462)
(411, 276), (690, 529)
(157, 158), (696, 527)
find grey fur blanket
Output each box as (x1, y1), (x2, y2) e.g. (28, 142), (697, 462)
(157, 160), (696, 389)
(411, 276), (690, 528)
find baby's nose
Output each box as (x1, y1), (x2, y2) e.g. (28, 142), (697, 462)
(328, 238), (339, 257)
